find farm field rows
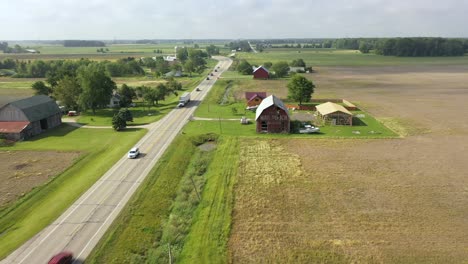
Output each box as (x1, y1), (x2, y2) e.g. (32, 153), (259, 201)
(224, 64), (468, 262)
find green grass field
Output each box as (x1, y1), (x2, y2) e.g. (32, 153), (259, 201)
(235, 48), (468, 66)
(178, 137), (239, 263)
(0, 125), (146, 258)
(87, 134), (218, 263)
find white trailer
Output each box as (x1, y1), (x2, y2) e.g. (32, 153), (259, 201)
(178, 92), (191, 107)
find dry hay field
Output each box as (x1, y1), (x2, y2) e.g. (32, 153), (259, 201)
(0, 151), (80, 207)
(228, 65), (468, 263)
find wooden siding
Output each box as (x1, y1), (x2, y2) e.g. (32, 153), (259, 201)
(256, 106), (290, 133)
(253, 68), (269, 79)
(247, 96), (264, 107)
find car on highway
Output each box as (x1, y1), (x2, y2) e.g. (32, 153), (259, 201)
(128, 147), (140, 159)
(48, 251), (73, 264)
(206, 77), (210, 80)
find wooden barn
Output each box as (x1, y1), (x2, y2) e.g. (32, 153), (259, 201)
(255, 95), (290, 133)
(253, 66), (270, 79)
(245, 92), (267, 108)
(0, 95), (62, 140)
(316, 102), (353, 126)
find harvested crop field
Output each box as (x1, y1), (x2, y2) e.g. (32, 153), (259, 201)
(0, 151), (80, 207)
(228, 65), (468, 263)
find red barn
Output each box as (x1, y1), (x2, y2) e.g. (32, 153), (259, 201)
(245, 92), (267, 108)
(255, 95), (290, 133)
(253, 66), (270, 79)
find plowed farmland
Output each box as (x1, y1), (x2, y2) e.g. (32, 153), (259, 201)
(228, 65), (468, 263)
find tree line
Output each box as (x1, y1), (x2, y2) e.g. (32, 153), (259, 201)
(63, 40), (106, 47)
(374, 38), (466, 56)
(249, 38), (468, 56)
(236, 58), (312, 78)
(0, 58), (145, 78)
(30, 61), (183, 114)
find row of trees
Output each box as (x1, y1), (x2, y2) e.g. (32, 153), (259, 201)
(32, 61), (183, 114)
(0, 42), (33, 54)
(373, 38), (466, 56)
(237, 58), (310, 78)
(63, 40), (106, 47)
(0, 58), (145, 78)
(249, 38), (468, 56)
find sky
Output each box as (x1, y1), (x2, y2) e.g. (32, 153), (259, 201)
(1, 0), (468, 40)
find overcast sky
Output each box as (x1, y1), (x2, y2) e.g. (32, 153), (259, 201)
(2, 0), (468, 40)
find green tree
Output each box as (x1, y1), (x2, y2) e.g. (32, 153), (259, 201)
(53, 76), (82, 110)
(77, 63), (116, 114)
(119, 84), (136, 107)
(359, 42), (371, 53)
(154, 83), (168, 105)
(290, 58), (306, 67)
(112, 109), (128, 131)
(206, 44), (220, 56)
(272, 61), (290, 78)
(263, 62), (273, 69)
(287, 75), (315, 105)
(184, 60), (195, 77)
(166, 78), (182, 91)
(176, 47), (188, 63)
(237, 60), (253, 75)
(31, 81), (51, 96)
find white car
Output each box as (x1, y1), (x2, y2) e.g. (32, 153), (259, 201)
(128, 147), (140, 159)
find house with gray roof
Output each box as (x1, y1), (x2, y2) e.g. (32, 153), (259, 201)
(0, 95), (62, 140)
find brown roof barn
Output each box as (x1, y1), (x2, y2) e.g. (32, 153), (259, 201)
(0, 95), (62, 140)
(245, 92), (267, 107)
(253, 66), (270, 79)
(316, 102), (353, 126)
(255, 95), (290, 133)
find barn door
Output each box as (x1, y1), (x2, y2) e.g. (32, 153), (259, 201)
(40, 118), (48, 130)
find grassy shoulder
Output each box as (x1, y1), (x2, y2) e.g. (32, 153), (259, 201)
(0, 125), (146, 258)
(178, 137), (239, 263)
(87, 134), (217, 263)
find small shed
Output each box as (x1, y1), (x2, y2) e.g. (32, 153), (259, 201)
(316, 102), (353, 126)
(245, 92), (267, 107)
(253, 66), (270, 79)
(255, 95), (290, 133)
(0, 95), (62, 140)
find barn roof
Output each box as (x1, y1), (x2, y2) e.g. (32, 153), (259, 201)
(0, 121), (30, 133)
(316, 102), (353, 116)
(255, 95), (289, 120)
(245, 92), (267, 100)
(253, 66), (269, 74)
(7, 95), (61, 122)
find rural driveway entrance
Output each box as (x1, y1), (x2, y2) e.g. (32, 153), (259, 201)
(2, 56), (232, 264)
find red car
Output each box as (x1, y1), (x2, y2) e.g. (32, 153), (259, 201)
(48, 251), (73, 264)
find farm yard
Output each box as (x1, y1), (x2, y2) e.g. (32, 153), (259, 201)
(226, 64), (468, 263)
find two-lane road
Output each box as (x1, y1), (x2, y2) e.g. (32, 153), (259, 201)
(2, 56), (232, 264)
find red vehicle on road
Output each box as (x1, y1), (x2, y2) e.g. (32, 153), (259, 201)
(48, 251), (73, 264)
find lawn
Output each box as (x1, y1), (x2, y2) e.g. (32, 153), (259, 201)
(186, 109), (397, 139)
(77, 102), (178, 126)
(235, 48), (468, 67)
(0, 125), (146, 258)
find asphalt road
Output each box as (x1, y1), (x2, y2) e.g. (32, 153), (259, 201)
(2, 56), (232, 264)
